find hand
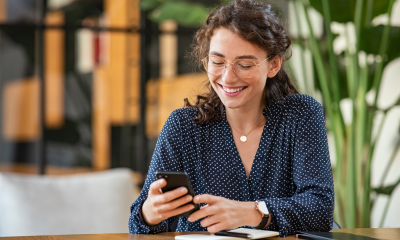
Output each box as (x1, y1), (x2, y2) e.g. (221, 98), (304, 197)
(142, 178), (195, 225)
(187, 194), (262, 233)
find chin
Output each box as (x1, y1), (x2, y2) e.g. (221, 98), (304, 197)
(220, 100), (243, 109)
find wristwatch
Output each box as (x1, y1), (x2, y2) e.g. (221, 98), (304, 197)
(255, 200), (271, 229)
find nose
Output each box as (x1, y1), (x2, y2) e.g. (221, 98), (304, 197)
(222, 62), (237, 83)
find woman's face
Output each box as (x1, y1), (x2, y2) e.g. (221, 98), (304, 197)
(207, 28), (275, 111)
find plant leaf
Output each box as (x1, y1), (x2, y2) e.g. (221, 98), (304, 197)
(372, 177), (400, 195)
(140, 0), (163, 11)
(309, 0), (392, 25)
(149, 1), (208, 27)
(397, 96), (400, 106)
(359, 25), (400, 64)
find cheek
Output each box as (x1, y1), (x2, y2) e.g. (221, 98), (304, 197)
(261, 77), (268, 88)
(259, 67), (269, 80)
(252, 74), (267, 90)
(208, 73), (219, 82)
(208, 74), (220, 89)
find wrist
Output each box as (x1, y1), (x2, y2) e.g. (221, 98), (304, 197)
(141, 201), (162, 226)
(244, 202), (263, 227)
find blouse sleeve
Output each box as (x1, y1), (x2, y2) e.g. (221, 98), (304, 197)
(129, 110), (184, 234)
(262, 104), (334, 237)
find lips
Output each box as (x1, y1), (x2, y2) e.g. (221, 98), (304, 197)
(218, 84), (247, 94)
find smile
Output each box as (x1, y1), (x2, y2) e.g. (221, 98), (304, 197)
(219, 84), (246, 93)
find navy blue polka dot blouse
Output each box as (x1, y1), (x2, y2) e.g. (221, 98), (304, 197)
(129, 94), (334, 237)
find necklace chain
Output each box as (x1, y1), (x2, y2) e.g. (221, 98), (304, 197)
(229, 115), (265, 142)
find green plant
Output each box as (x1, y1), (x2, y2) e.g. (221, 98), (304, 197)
(293, 0), (400, 228)
(139, 0), (400, 228)
(140, 0), (210, 27)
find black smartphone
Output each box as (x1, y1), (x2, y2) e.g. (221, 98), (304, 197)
(155, 171), (200, 217)
(296, 231), (379, 240)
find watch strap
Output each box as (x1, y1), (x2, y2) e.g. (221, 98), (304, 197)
(255, 213), (271, 229)
(255, 201), (271, 229)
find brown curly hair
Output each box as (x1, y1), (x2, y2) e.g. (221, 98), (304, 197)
(184, 0), (299, 124)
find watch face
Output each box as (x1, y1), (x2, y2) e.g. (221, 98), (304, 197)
(258, 201), (269, 214)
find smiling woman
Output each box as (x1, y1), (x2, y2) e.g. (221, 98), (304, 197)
(129, 0), (334, 237)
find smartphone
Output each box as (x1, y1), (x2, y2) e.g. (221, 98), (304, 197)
(155, 171), (200, 217)
(296, 232), (335, 240)
(296, 231), (374, 240)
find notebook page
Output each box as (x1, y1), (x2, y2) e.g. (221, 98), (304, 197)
(229, 228), (279, 239)
(175, 234), (242, 240)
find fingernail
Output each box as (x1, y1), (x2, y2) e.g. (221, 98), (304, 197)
(180, 187), (187, 193)
(187, 195), (192, 201)
(188, 217), (192, 222)
(195, 196), (200, 201)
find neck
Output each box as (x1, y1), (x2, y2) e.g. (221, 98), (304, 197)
(225, 104), (266, 134)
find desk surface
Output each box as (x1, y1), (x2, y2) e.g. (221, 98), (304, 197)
(1, 229), (399, 240)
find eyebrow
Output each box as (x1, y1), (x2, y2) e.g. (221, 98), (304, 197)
(209, 51), (259, 60)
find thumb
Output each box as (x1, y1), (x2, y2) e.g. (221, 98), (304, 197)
(149, 178), (167, 195)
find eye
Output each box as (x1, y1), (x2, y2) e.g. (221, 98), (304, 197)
(238, 64), (253, 69)
(236, 60), (255, 70)
(212, 60), (224, 66)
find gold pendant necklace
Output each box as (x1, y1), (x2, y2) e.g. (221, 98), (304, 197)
(229, 115), (265, 143)
(239, 135), (248, 142)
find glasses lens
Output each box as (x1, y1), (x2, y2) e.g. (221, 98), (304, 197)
(204, 56), (225, 76)
(234, 59), (257, 78)
(203, 56), (257, 78)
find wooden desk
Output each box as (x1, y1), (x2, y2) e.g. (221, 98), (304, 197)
(1, 229), (399, 240)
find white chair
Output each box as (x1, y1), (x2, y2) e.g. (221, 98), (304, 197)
(0, 168), (138, 236)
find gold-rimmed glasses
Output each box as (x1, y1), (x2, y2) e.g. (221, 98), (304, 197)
(201, 55), (271, 79)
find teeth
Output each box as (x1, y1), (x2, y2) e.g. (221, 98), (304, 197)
(223, 86), (244, 93)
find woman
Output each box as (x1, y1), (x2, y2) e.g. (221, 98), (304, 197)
(129, 0), (334, 237)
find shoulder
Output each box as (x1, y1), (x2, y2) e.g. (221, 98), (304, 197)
(168, 107), (221, 127)
(164, 107), (200, 130)
(168, 107), (198, 122)
(269, 94), (322, 116)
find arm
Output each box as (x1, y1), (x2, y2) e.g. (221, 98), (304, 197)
(262, 105), (334, 236)
(129, 110), (189, 234)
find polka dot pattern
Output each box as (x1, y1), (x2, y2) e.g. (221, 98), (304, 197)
(129, 94), (334, 237)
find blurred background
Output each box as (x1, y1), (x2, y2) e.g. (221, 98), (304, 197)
(0, 0), (399, 235)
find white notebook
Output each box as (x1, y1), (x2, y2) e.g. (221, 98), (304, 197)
(175, 228), (279, 240)
(175, 234), (243, 240)
(228, 228), (279, 239)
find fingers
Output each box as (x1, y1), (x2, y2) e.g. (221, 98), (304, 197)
(155, 187), (189, 204)
(160, 203), (195, 220)
(149, 179), (189, 202)
(188, 204), (216, 222)
(200, 213), (229, 233)
(190, 208), (227, 233)
(200, 214), (221, 228)
(156, 194), (193, 212)
(145, 179), (194, 225)
(149, 179), (167, 195)
(206, 222), (227, 234)
(193, 194), (218, 204)
(188, 194), (218, 221)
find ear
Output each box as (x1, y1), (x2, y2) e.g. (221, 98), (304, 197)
(267, 56), (282, 78)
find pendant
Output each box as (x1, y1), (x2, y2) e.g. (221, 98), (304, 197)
(240, 135), (247, 142)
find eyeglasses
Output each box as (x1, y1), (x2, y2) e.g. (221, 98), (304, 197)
(201, 55), (271, 79)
